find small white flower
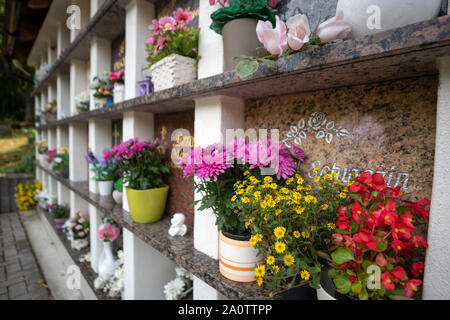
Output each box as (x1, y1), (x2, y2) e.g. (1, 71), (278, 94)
(163, 278), (185, 300)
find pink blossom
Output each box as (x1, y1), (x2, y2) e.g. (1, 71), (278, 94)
(268, 0), (280, 8)
(256, 16), (288, 55)
(155, 36), (168, 54)
(159, 16), (177, 32)
(147, 36), (157, 45)
(286, 14), (311, 51)
(173, 8), (193, 25)
(317, 10), (351, 43)
(98, 224), (120, 242)
(109, 70), (123, 82)
(148, 19), (160, 33)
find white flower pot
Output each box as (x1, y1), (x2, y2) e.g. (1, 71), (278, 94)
(98, 180), (114, 196)
(218, 231), (264, 282)
(93, 97), (106, 109)
(337, 0), (442, 38)
(113, 83), (125, 103)
(317, 286), (336, 300)
(149, 54), (197, 92)
(112, 190), (123, 204)
(98, 242), (115, 278)
(72, 238), (89, 251)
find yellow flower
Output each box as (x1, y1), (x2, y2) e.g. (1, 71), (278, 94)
(301, 232), (310, 239)
(300, 270), (310, 280)
(272, 265), (280, 273)
(274, 227), (286, 239)
(339, 192), (347, 199)
(270, 183), (278, 190)
(321, 204), (329, 210)
(254, 191), (261, 200)
(231, 195), (237, 202)
(256, 277), (263, 286)
(295, 207), (305, 215)
(313, 167), (320, 173)
(286, 177), (294, 185)
(304, 195), (317, 204)
(264, 176), (273, 184)
(274, 242), (286, 254)
(242, 197), (250, 204)
(327, 223), (336, 230)
(249, 235), (261, 245)
(332, 172), (339, 179)
(254, 264), (266, 278)
(292, 192), (302, 200)
(293, 231), (301, 238)
(297, 177), (304, 185)
(325, 174), (333, 180)
(275, 209), (282, 216)
(314, 176), (321, 182)
(236, 189), (244, 195)
(260, 200), (267, 209)
(284, 254), (294, 267)
(266, 256), (275, 265)
(244, 170), (250, 176)
(280, 187), (289, 194)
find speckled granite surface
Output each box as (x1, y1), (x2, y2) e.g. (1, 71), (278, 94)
(37, 164), (273, 300)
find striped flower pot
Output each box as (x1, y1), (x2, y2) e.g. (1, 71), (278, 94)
(218, 230), (264, 282)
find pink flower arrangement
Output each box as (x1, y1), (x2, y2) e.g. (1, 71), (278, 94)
(104, 137), (158, 161)
(256, 15), (288, 55)
(178, 139), (305, 181)
(97, 224), (120, 242)
(316, 10), (352, 43)
(109, 70), (124, 84)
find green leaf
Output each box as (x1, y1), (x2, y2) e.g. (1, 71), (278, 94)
(375, 240), (388, 252)
(351, 281), (362, 295)
(331, 247), (355, 265)
(359, 287), (369, 300)
(235, 60), (259, 79)
(258, 58), (277, 69)
(334, 275), (351, 294)
(349, 192), (363, 204)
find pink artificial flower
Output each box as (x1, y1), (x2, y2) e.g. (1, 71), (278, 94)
(109, 70), (123, 82)
(147, 36), (157, 45)
(148, 19), (160, 33)
(268, 0), (280, 8)
(155, 36), (168, 54)
(159, 16), (177, 32)
(209, 0), (229, 7)
(173, 8), (193, 25)
(317, 10), (351, 43)
(256, 15), (288, 55)
(286, 14), (311, 51)
(98, 224), (120, 242)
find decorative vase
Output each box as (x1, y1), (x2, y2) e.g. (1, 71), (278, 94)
(106, 96), (114, 106)
(125, 186), (169, 224)
(112, 190), (123, 205)
(72, 238), (89, 251)
(137, 76), (154, 96)
(222, 18), (264, 72)
(316, 266), (358, 300)
(54, 218), (67, 231)
(113, 83), (125, 103)
(98, 180), (114, 196)
(93, 97), (106, 109)
(98, 242), (116, 278)
(149, 54), (197, 92)
(218, 230), (264, 282)
(336, 0), (442, 38)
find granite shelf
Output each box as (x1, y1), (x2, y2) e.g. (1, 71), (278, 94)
(37, 206), (119, 300)
(36, 163), (273, 300)
(35, 14), (450, 130)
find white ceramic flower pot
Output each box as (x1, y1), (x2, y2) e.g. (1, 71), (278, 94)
(72, 238), (89, 251)
(93, 97), (106, 109)
(113, 83), (125, 103)
(98, 180), (114, 196)
(149, 53), (197, 92)
(317, 286), (336, 300)
(218, 231), (264, 282)
(98, 242), (116, 278)
(336, 0), (442, 38)
(112, 190), (123, 204)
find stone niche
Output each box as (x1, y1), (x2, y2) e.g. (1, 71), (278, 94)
(154, 110), (195, 226)
(245, 76), (438, 236)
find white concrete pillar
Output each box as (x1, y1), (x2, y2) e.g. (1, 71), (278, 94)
(57, 126), (70, 205)
(124, 0), (154, 99)
(70, 191), (88, 217)
(70, 0), (90, 42)
(90, 0), (106, 17)
(88, 119), (111, 193)
(90, 37), (111, 110)
(123, 228), (176, 299)
(198, 0), (223, 79)
(70, 59), (87, 115)
(47, 82), (55, 104)
(89, 204), (103, 273)
(57, 22), (70, 58)
(47, 128), (57, 196)
(423, 56), (450, 299)
(57, 73), (70, 119)
(47, 40), (56, 65)
(34, 96), (40, 116)
(69, 123), (88, 182)
(193, 96), (245, 300)
(40, 91), (47, 113)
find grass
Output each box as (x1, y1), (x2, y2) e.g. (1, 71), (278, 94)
(0, 128), (35, 173)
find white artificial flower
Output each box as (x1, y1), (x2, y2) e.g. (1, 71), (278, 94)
(163, 278), (185, 300)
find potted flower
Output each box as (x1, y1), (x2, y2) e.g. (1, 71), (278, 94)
(97, 223), (120, 278)
(42, 100), (57, 121)
(104, 138), (170, 223)
(234, 169), (351, 298)
(112, 179), (123, 205)
(179, 139), (305, 282)
(44, 149), (57, 170)
(319, 172), (430, 300)
(209, 0), (277, 71)
(145, 8), (199, 91)
(63, 210), (90, 250)
(75, 91), (90, 113)
(85, 150), (117, 196)
(90, 73), (114, 108)
(336, 0), (442, 38)
(109, 70), (124, 103)
(52, 147), (69, 178)
(50, 204), (70, 231)
(14, 182), (42, 213)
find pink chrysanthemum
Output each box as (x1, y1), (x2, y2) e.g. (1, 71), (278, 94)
(98, 224), (120, 242)
(173, 8), (193, 25)
(159, 16), (177, 32)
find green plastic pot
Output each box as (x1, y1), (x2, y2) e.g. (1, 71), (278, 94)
(126, 185), (169, 224)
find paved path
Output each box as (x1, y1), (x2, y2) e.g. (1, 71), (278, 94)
(0, 212), (52, 300)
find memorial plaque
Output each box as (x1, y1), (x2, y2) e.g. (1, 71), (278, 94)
(245, 76), (438, 237)
(111, 33), (125, 72)
(154, 110), (195, 226)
